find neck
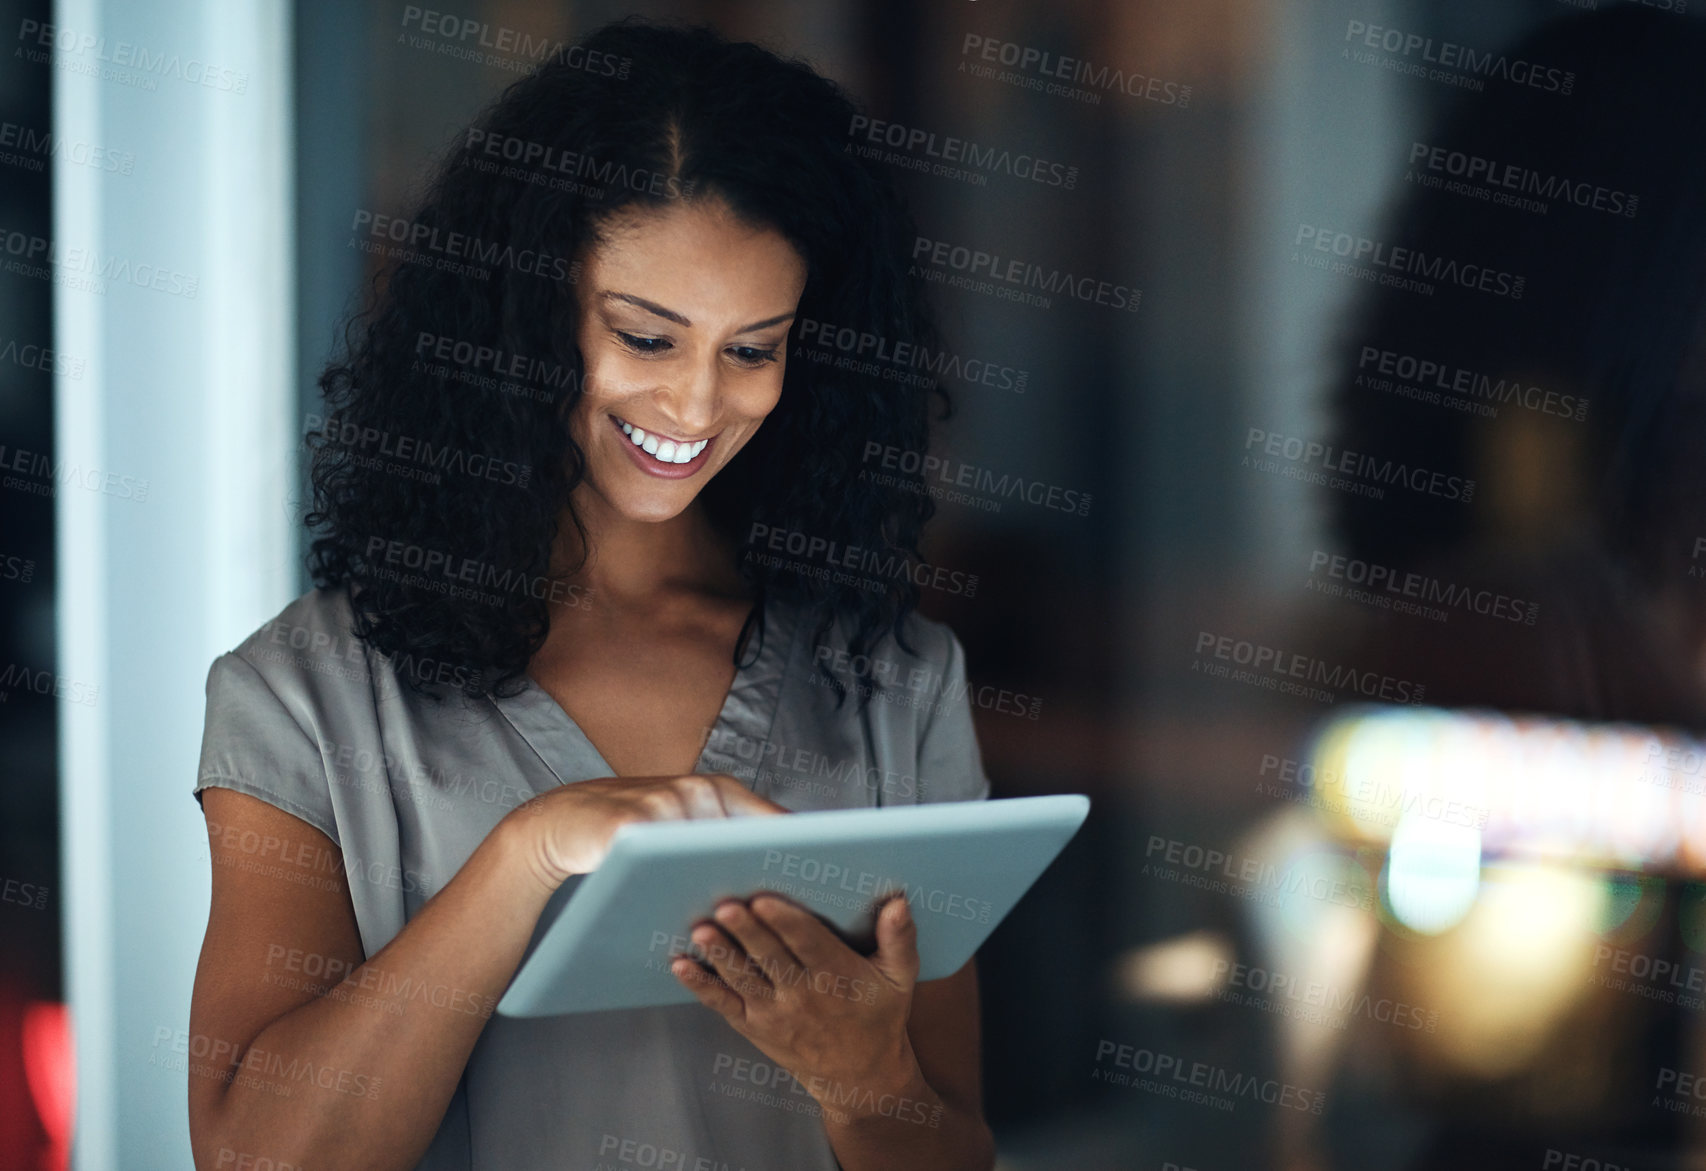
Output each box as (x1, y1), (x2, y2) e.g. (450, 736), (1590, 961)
(552, 489), (744, 610)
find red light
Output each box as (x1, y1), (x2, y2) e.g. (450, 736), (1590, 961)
(22, 1001), (72, 1171)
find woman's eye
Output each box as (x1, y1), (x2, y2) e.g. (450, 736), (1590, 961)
(616, 331), (670, 355)
(729, 346), (780, 367)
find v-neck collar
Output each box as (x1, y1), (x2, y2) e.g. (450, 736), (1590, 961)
(491, 596), (800, 790)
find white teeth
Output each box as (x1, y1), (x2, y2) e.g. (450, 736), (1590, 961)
(658, 439), (705, 463)
(619, 418), (708, 463)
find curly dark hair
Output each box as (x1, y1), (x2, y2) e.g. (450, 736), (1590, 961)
(306, 16), (953, 706)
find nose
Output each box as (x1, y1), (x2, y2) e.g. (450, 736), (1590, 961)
(652, 347), (723, 436)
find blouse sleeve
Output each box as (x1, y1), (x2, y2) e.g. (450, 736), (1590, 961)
(914, 627), (993, 804)
(193, 651), (339, 845)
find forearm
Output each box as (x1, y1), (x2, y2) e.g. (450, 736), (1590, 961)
(196, 813), (559, 1171)
(817, 1063), (996, 1171)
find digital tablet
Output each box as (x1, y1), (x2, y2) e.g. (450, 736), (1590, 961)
(496, 793), (1090, 1017)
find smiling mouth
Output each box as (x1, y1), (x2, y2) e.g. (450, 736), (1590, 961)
(610, 414), (717, 468)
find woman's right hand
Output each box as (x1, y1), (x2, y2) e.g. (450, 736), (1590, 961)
(504, 774), (788, 890)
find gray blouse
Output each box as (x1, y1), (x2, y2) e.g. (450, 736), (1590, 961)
(193, 586), (991, 1171)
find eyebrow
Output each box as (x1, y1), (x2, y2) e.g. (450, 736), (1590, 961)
(601, 291), (795, 333)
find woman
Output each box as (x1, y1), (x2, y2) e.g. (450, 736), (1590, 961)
(187, 17), (997, 1171)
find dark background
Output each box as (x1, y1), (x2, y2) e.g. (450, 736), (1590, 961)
(7, 0), (1706, 1168)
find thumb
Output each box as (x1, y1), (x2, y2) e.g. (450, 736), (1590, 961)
(869, 895), (919, 990)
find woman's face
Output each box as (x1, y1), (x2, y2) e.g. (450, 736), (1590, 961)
(567, 196), (808, 524)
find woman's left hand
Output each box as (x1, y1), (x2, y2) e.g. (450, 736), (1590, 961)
(671, 891), (923, 1109)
